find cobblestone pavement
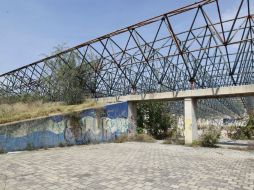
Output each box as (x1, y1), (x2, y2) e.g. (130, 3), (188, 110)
(0, 142), (253, 190)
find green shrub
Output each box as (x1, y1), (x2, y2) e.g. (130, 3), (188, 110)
(232, 125), (254, 140)
(137, 102), (176, 139)
(0, 146), (5, 154)
(231, 126), (254, 140)
(59, 142), (66, 147)
(226, 115), (254, 140)
(136, 127), (144, 134)
(26, 143), (35, 151)
(191, 140), (201, 147)
(200, 129), (220, 147)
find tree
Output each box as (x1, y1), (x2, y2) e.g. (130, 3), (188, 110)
(137, 102), (175, 139)
(44, 46), (97, 104)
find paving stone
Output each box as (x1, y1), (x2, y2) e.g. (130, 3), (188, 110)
(0, 142), (253, 190)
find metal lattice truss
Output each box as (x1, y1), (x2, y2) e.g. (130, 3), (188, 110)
(0, 0), (253, 118)
(166, 97), (247, 119)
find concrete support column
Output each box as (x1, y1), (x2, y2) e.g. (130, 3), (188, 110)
(184, 98), (198, 144)
(127, 101), (137, 134)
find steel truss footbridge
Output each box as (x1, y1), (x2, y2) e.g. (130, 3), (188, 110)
(0, 0), (253, 119)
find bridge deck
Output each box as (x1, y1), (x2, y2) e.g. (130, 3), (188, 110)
(92, 84), (254, 103)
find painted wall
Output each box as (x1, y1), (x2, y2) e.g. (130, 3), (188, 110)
(0, 102), (134, 152)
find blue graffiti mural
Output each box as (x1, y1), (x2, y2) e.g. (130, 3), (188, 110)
(105, 102), (128, 119)
(0, 102), (133, 152)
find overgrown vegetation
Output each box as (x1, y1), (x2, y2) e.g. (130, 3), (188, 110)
(225, 115), (254, 140)
(58, 142), (66, 147)
(137, 102), (177, 139)
(163, 121), (184, 144)
(46, 46), (97, 105)
(194, 127), (221, 147)
(0, 146), (5, 154)
(0, 100), (101, 124)
(0, 45), (98, 106)
(0, 45), (103, 124)
(0, 93), (44, 105)
(191, 140), (201, 147)
(26, 143), (35, 151)
(114, 134), (155, 143)
(200, 129), (220, 147)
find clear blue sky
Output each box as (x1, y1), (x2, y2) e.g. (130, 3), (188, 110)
(0, 0), (247, 74)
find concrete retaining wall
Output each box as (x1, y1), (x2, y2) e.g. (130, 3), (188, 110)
(0, 102), (135, 152)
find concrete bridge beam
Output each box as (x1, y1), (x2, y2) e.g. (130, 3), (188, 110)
(92, 84), (254, 103)
(184, 98), (198, 145)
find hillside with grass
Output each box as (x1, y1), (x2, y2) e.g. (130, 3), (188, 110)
(0, 100), (103, 125)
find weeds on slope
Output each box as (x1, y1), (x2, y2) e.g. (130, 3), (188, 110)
(0, 100), (101, 125)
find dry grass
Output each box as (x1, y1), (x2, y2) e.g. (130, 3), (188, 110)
(163, 138), (185, 145)
(114, 134), (129, 143)
(114, 134), (156, 143)
(129, 133), (156, 143)
(0, 100), (102, 125)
